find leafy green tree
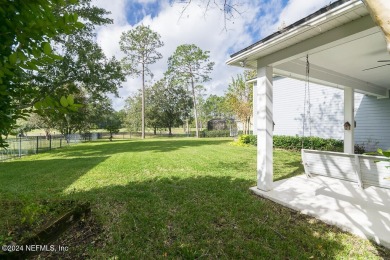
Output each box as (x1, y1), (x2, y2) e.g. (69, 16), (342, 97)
(145, 86), (164, 135)
(30, 1), (123, 105)
(27, 2), (124, 136)
(225, 71), (254, 134)
(34, 92), (88, 136)
(166, 44), (214, 137)
(117, 109), (127, 126)
(148, 79), (192, 135)
(124, 93), (142, 134)
(24, 112), (55, 139)
(0, 0), (120, 147)
(203, 95), (229, 119)
(0, 0), (85, 147)
(100, 111), (122, 141)
(120, 25), (164, 139)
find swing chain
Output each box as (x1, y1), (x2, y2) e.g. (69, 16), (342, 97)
(302, 54), (312, 149)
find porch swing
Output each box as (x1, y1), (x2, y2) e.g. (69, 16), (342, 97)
(301, 56), (390, 190)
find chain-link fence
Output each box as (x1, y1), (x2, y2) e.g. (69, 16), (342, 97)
(0, 133), (98, 162)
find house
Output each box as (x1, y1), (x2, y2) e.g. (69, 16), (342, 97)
(227, 0), (390, 247)
(268, 76), (390, 151)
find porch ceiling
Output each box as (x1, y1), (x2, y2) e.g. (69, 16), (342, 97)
(227, 0), (390, 97)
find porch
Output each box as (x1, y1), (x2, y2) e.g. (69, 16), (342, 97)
(227, 0), (390, 247)
(250, 174), (390, 247)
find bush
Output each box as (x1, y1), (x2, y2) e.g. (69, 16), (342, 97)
(201, 130), (230, 138)
(238, 134), (369, 154)
(238, 134), (250, 144)
(242, 135), (344, 152)
(274, 135), (344, 151)
(249, 135), (257, 146)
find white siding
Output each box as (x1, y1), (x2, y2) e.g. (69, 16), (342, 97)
(273, 77), (363, 139)
(355, 96), (390, 151)
(256, 77), (390, 151)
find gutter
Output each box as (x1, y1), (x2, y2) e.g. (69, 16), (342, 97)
(226, 0), (361, 66)
(230, 0), (352, 59)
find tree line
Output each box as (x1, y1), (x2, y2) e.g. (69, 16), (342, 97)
(122, 70), (256, 136)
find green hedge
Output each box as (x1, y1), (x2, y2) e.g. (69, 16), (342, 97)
(201, 130), (231, 137)
(273, 135), (344, 152)
(238, 135), (345, 152)
(237, 134), (369, 153)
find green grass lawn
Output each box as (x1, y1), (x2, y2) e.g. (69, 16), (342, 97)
(0, 138), (389, 259)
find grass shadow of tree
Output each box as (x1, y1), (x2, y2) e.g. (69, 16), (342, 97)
(61, 176), (389, 259)
(48, 139), (233, 158)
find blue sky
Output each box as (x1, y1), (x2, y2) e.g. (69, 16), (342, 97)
(92, 0), (332, 110)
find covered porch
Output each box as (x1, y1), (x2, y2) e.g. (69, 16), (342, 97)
(227, 0), (390, 247)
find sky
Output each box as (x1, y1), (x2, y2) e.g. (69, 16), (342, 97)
(91, 0), (333, 110)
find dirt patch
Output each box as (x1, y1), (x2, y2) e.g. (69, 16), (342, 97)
(32, 213), (104, 259)
(1, 200), (104, 259)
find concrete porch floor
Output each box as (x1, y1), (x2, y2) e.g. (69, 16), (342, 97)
(250, 175), (390, 248)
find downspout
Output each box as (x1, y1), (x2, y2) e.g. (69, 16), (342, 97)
(363, 0), (390, 53)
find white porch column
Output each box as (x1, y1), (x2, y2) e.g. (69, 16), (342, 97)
(344, 87), (355, 154)
(256, 65), (273, 191)
(252, 82), (258, 135)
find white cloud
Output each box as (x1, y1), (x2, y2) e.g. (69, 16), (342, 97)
(274, 0), (331, 30)
(93, 0), (128, 26)
(92, 0), (260, 110)
(91, 0), (334, 110)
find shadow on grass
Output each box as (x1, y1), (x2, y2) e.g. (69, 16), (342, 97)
(0, 168), (388, 258)
(0, 156), (109, 199)
(54, 177), (389, 258)
(47, 139), (232, 158)
(0, 138), (232, 199)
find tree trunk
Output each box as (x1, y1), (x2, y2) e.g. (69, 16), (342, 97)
(141, 63), (145, 139)
(168, 126), (172, 136)
(186, 119), (189, 136)
(154, 127), (156, 135)
(247, 117), (251, 134)
(191, 78), (199, 138)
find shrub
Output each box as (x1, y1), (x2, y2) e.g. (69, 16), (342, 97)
(236, 133), (365, 154)
(354, 144), (365, 154)
(201, 130), (230, 138)
(238, 135), (250, 144)
(244, 135), (345, 152)
(271, 135), (343, 151)
(249, 135), (257, 146)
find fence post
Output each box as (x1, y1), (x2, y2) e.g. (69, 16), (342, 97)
(36, 136), (39, 154)
(19, 135), (22, 158)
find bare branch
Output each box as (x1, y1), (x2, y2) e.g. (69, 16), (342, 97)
(177, 0), (193, 22)
(173, 0), (244, 31)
